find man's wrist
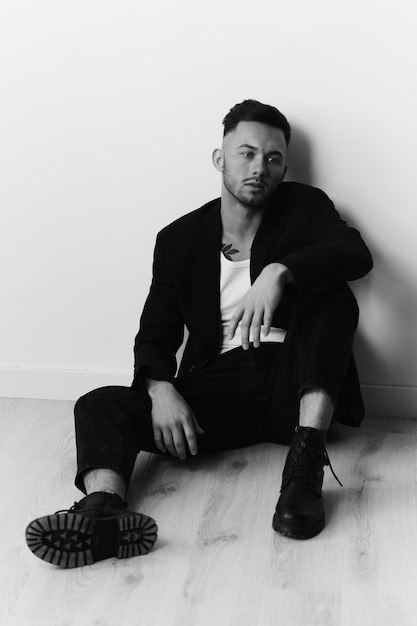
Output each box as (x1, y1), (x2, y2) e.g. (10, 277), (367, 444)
(269, 262), (294, 284)
(145, 378), (174, 397)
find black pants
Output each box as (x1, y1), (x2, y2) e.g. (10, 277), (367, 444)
(74, 287), (360, 493)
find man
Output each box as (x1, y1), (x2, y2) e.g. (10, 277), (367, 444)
(26, 100), (373, 568)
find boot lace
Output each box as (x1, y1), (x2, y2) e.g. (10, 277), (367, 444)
(54, 494), (128, 516)
(283, 428), (343, 488)
(54, 502), (82, 515)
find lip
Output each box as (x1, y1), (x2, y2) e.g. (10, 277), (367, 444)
(244, 181), (265, 189)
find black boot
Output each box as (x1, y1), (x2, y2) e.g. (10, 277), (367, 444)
(26, 492), (158, 568)
(272, 426), (341, 539)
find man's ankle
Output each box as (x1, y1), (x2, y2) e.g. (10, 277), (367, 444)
(83, 468), (126, 500)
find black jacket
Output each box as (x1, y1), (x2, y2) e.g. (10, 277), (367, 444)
(133, 183), (372, 436)
(133, 182), (373, 432)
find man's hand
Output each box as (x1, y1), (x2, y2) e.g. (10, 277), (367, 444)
(227, 263), (293, 350)
(145, 379), (204, 460)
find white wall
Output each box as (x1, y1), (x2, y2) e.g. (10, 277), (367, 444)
(1, 0), (416, 417)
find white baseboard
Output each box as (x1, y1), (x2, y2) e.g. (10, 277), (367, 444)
(0, 367), (133, 402)
(361, 384), (416, 419)
(0, 367), (415, 418)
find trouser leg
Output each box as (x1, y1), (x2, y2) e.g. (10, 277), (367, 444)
(263, 285), (359, 443)
(271, 286), (359, 538)
(74, 383), (157, 493)
(295, 285), (359, 405)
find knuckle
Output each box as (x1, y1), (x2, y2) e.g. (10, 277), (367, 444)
(172, 430), (183, 444)
(174, 414), (186, 427)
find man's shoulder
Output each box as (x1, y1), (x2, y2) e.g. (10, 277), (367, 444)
(158, 198), (221, 238)
(278, 181), (331, 203)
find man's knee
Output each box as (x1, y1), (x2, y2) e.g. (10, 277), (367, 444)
(74, 385), (138, 419)
(295, 285), (359, 331)
(323, 285), (359, 323)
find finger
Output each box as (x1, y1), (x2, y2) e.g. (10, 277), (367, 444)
(251, 312), (264, 348)
(193, 415), (205, 435)
(262, 312), (273, 337)
(153, 427), (167, 454)
(227, 306), (244, 339)
(162, 429), (179, 458)
(183, 423), (198, 456)
(240, 312), (254, 350)
(171, 427), (188, 460)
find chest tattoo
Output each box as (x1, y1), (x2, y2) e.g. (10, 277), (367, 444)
(221, 243), (240, 260)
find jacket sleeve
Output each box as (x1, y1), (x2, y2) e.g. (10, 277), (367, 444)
(132, 232), (184, 386)
(277, 188), (373, 299)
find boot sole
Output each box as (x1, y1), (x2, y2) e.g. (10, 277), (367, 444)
(25, 511), (158, 568)
(272, 513), (325, 539)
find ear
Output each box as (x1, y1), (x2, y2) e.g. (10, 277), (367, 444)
(212, 148), (224, 172)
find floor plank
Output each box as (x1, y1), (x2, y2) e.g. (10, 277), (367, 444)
(341, 430), (417, 626)
(1, 399), (416, 626)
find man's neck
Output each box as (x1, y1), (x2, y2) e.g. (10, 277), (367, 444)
(220, 194), (269, 261)
(220, 194), (267, 240)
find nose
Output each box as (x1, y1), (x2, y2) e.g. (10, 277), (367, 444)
(252, 155), (266, 178)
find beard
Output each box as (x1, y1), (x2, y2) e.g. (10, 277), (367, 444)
(223, 166), (278, 210)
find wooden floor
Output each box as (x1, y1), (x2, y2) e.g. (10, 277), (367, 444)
(1, 398), (417, 626)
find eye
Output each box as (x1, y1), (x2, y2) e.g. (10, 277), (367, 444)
(241, 151), (254, 159)
(267, 156), (282, 164)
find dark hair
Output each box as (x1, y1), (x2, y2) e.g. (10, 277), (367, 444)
(223, 99), (291, 145)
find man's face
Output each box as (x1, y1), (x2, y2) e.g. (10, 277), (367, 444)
(218, 121), (288, 209)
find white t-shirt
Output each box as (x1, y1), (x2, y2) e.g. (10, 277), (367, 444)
(219, 252), (287, 354)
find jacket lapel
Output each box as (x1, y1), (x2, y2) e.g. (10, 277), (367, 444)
(195, 199), (222, 357)
(250, 187), (285, 282)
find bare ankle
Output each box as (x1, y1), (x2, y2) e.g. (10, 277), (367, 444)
(299, 387), (334, 431)
(83, 468), (126, 500)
